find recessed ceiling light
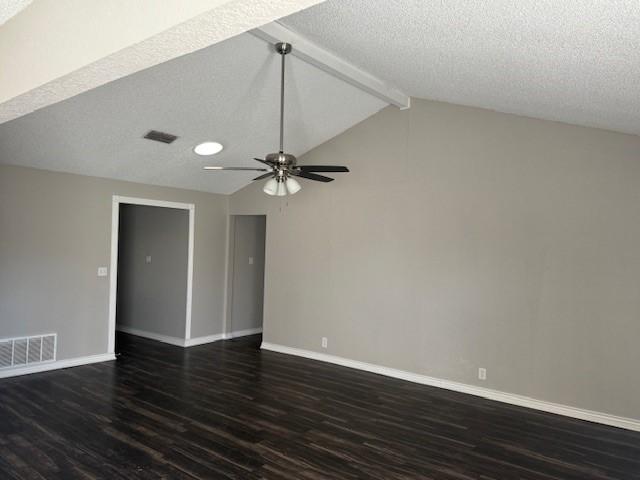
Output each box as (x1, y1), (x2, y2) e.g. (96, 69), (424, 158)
(194, 141), (223, 156)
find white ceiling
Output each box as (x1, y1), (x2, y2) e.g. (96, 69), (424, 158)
(0, 32), (386, 194)
(283, 0), (640, 135)
(2, 0), (637, 196)
(0, 0), (31, 25)
(0, 0), (324, 123)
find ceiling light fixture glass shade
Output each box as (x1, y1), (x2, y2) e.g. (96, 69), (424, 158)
(275, 181), (287, 196)
(194, 142), (223, 156)
(263, 176), (301, 196)
(285, 177), (301, 194)
(263, 178), (279, 196)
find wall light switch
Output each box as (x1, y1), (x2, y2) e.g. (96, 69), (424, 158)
(97, 267), (108, 277)
(248, 257), (254, 265)
(145, 255), (152, 264)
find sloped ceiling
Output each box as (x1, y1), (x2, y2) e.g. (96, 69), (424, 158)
(283, 0), (640, 135)
(0, 0), (326, 123)
(0, 0), (31, 26)
(0, 32), (386, 194)
(3, 0), (636, 197)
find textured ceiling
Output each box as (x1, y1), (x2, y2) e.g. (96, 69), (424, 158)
(0, 0), (325, 124)
(0, 0), (31, 25)
(0, 32), (385, 194)
(283, 0), (640, 135)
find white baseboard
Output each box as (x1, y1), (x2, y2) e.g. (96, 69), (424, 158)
(223, 327), (263, 339)
(117, 326), (185, 346)
(186, 327), (263, 346)
(184, 333), (225, 347)
(261, 342), (640, 433)
(0, 353), (116, 379)
(118, 326), (263, 347)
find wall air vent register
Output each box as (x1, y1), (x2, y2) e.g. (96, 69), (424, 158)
(0, 334), (56, 369)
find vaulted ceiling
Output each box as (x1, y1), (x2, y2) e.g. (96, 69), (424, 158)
(1, 0), (638, 195)
(0, 0), (30, 25)
(283, 0), (640, 135)
(0, 31), (386, 194)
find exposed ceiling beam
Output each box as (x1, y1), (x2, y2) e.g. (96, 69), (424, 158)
(252, 21), (410, 110)
(0, 0), (325, 125)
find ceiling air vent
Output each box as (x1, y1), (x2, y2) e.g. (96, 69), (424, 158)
(144, 130), (178, 144)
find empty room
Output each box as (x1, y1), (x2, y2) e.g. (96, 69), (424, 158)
(1, 1), (639, 478)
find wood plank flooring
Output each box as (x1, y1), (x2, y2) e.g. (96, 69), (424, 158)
(1, 333), (639, 479)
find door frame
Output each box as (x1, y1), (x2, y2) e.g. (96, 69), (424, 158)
(224, 214), (267, 338)
(107, 195), (195, 354)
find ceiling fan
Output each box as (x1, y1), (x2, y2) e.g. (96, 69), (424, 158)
(203, 42), (349, 196)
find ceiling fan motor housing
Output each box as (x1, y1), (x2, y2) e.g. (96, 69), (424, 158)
(266, 152), (298, 181)
(266, 152), (296, 167)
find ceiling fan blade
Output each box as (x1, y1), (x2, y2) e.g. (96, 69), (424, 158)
(298, 165), (349, 173)
(254, 158), (275, 166)
(203, 166), (268, 171)
(293, 171), (334, 183)
(253, 172), (274, 181)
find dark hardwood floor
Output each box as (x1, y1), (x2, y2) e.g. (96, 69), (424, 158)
(1, 333), (639, 479)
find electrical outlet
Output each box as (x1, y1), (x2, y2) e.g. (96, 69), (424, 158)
(478, 368), (487, 380)
(248, 256), (254, 265)
(321, 337), (328, 349)
(145, 255), (152, 264)
(97, 267), (108, 277)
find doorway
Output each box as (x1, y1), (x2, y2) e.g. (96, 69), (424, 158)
(107, 196), (195, 353)
(227, 215), (266, 338)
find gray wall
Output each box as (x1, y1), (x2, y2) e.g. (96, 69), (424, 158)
(117, 204), (189, 339)
(0, 165), (228, 359)
(230, 98), (640, 420)
(229, 215), (266, 333)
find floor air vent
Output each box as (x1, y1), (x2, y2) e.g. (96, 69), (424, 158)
(0, 334), (56, 369)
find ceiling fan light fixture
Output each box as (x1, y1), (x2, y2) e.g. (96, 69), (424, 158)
(285, 177), (301, 194)
(263, 177), (279, 195)
(275, 181), (287, 196)
(194, 141), (223, 156)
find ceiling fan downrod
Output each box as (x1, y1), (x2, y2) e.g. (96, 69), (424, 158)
(276, 42), (291, 155)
